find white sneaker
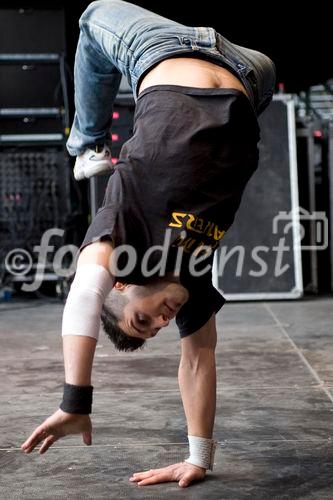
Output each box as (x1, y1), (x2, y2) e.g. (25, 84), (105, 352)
(73, 144), (113, 180)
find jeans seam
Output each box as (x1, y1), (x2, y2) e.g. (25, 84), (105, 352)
(80, 20), (134, 65)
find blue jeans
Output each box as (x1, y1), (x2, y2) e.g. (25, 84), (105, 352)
(67, 0), (276, 156)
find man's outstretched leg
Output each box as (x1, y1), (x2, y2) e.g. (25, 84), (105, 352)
(66, 8), (122, 180)
(65, 0), (198, 180)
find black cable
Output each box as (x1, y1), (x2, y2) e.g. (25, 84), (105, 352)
(59, 52), (70, 130)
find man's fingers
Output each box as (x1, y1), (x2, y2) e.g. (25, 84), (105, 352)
(137, 472), (170, 486)
(21, 428), (41, 450)
(129, 463), (205, 487)
(131, 466), (168, 478)
(21, 426), (49, 453)
(130, 469), (171, 486)
(130, 469), (157, 481)
(39, 436), (56, 454)
(178, 472), (193, 488)
(82, 431), (92, 446)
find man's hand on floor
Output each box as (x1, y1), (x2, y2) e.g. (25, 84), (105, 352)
(129, 461), (206, 488)
(21, 409), (92, 454)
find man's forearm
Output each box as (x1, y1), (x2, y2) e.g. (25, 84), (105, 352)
(62, 241), (114, 387)
(63, 335), (97, 386)
(178, 349), (216, 438)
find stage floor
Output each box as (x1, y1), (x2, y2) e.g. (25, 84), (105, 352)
(0, 297), (332, 499)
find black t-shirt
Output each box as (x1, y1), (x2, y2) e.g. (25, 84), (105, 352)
(81, 85), (260, 337)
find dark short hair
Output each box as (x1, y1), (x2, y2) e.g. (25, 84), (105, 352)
(101, 304), (146, 352)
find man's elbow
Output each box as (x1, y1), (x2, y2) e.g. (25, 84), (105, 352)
(179, 348), (216, 375)
(180, 314), (217, 362)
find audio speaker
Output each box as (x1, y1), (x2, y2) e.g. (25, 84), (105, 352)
(0, 8), (65, 54)
(213, 95), (303, 299)
(0, 146), (71, 275)
(0, 61), (64, 108)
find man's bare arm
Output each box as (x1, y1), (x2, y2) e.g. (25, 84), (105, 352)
(178, 314), (217, 440)
(63, 335), (96, 386)
(130, 314), (217, 487)
(62, 239), (114, 386)
(21, 241), (113, 454)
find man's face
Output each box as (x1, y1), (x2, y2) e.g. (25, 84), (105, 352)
(115, 278), (189, 339)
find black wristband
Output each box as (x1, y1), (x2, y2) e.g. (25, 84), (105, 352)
(59, 383), (93, 414)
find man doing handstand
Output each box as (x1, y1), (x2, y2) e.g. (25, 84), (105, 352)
(22, 0), (275, 489)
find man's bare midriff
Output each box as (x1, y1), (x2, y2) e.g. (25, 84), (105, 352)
(138, 57), (249, 98)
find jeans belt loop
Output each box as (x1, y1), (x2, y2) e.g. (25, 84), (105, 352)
(182, 36), (198, 50)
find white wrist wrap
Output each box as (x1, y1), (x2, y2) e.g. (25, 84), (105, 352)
(62, 264), (114, 340)
(185, 435), (217, 471)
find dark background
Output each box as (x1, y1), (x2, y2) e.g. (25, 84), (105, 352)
(2, 0), (331, 93)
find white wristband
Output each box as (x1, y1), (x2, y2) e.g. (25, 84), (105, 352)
(185, 435), (217, 471)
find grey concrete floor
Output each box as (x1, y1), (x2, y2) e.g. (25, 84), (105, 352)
(0, 297), (332, 499)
